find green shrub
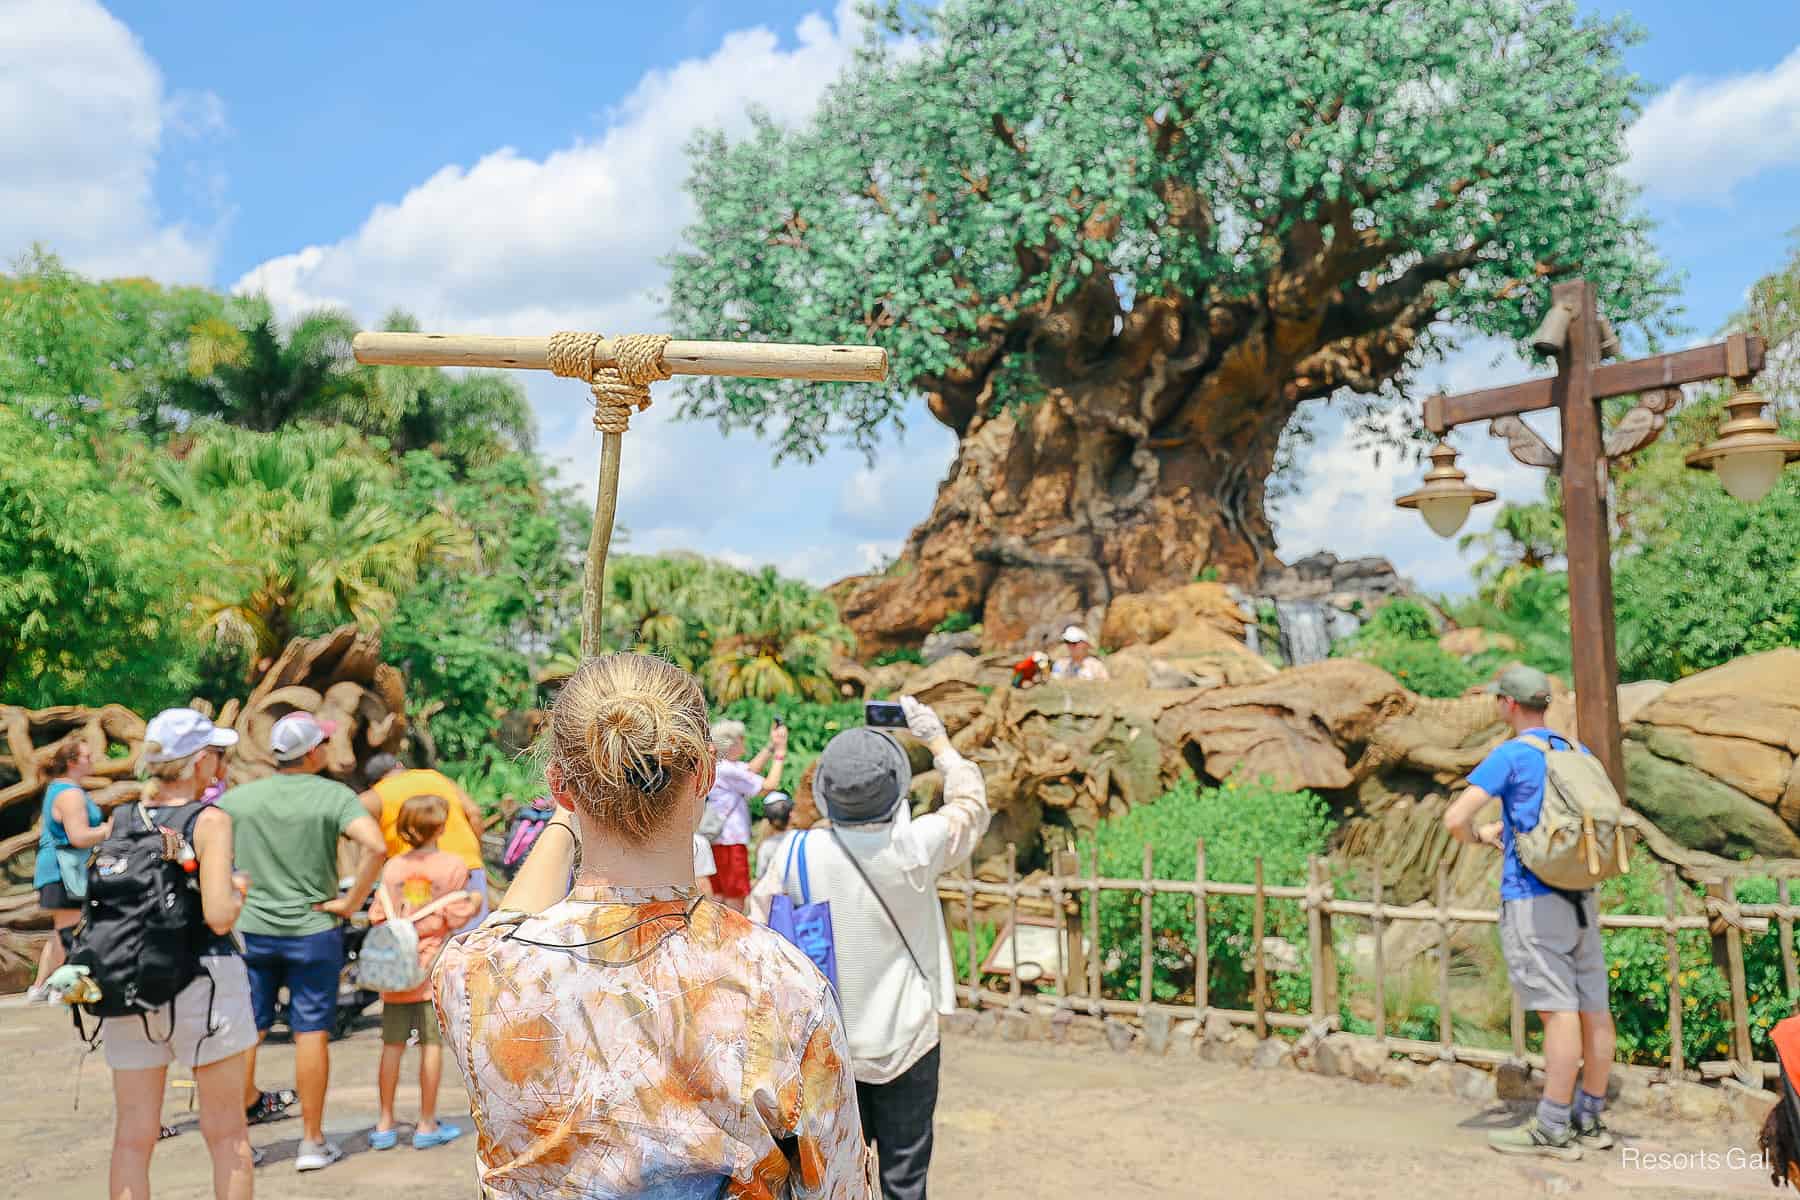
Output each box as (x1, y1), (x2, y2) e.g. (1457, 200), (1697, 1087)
(438, 744), (545, 821)
(1360, 597), (1438, 642)
(872, 647), (925, 667)
(950, 920), (1000, 990)
(1078, 774), (1331, 1007)
(932, 610), (977, 635)
(717, 696), (866, 782)
(1357, 638), (1480, 698)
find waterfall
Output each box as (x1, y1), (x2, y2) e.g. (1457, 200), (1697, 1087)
(1276, 599), (1333, 666)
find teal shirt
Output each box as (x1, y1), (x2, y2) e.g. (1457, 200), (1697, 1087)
(221, 772), (366, 938)
(34, 781), (104, 889)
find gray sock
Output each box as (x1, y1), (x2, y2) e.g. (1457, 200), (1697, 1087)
(1575, 1089), (1606, 1122)
(1536, 1096), (1573, 1136)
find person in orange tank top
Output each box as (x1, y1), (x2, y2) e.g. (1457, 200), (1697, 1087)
(359, 755), (489, 931)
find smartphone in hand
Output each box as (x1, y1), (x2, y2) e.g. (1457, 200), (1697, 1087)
(865, 700), (908, 729)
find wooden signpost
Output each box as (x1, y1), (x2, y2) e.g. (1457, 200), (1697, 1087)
(1422, 279), (1766, 797)
(352, 330), (887, 657)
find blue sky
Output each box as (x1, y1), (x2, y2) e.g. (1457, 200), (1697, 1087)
(7, 0), (1800, 593)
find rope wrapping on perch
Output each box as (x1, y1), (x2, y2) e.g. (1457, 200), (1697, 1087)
(545, 330), (672, 658)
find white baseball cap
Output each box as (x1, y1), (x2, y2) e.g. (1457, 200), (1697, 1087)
(143, 708), (239, 763)
(1062, 625), (1092, 645)
(270, 712), (337, 763)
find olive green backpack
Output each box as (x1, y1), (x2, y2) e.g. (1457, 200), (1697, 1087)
(1513, 735), (1631, 891)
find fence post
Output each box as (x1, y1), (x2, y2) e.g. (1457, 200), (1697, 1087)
(1139, 843), (1155, 1018)
(1054, 849), (1081, 1007)
(1780, 876), (1798, 1002)
(962, 870), (980, 1010)
(1252, 857), (1268, 1040)
(1664, 866), (1683, 1079)
(1306, 855), (1325, 1028)
(1317, 859), (1339, 1023)
(1709, 878), (1754, 1070)
(1371, 860), (1386, 1049)
(1195, 838), (1209, 1024)
(1006, 843), (1022, 1008)
(1435, 860), (1452, 1059)
(1086, 843), (1102, 1016)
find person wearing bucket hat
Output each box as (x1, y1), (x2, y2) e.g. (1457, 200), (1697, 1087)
(219, 711), (388, 1171)
(1443, 663), (1615, 1161)
(751, 696), (990, 1200)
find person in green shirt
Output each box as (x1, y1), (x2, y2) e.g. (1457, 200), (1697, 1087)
(220, 712), (386, 1173)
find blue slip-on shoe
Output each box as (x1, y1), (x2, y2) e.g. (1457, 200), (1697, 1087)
(412, 1124), (464, 1150)
(368, 1128), (399, 1151)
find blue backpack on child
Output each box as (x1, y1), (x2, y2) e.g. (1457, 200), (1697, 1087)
(766, 831), (839, 991)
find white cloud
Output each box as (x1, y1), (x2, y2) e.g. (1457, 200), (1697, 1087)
(232, 2), (878, 573)
(0, 0), (221, 279)
(1273, 337), (1554, 594)
(1626, 46), (1800, 202)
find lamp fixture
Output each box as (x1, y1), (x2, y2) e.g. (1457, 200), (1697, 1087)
(1396, 440), (1497, 537)
(1683, 377), (1800, 504)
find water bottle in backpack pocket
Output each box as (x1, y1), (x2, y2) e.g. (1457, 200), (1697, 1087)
(66, 802), (209, 1023)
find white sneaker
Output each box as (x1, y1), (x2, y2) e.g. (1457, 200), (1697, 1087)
(24, 984), (50, 1004)
(294, 1140), (343, 1172)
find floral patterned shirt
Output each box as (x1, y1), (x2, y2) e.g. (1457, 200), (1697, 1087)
(434, 884), (873, 1200)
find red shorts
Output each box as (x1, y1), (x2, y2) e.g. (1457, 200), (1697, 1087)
(710, 842), (751, 899)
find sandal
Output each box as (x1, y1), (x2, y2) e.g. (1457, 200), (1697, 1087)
(245, 1089), (297, 1125)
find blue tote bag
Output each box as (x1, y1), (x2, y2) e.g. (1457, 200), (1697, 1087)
(765, 831), (839, 991)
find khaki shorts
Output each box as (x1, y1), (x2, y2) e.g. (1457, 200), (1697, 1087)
(381, 999), (441, 1046)
(102, 955), (259, 1071)
(1500, 892), (1609, 1013)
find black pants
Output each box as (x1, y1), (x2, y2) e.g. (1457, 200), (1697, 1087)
(856, 1044), (940, 1200)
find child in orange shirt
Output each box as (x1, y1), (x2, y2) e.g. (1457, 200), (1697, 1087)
(368, 793), (479, 1150)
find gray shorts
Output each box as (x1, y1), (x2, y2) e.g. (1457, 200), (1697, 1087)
(102, 955), (259, 1071)
(1499, 892), (1608, 1013)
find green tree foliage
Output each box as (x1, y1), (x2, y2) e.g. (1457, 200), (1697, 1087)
(1331, 598), (1479, 697)
(1080, 774), (1332, 1007)
(0, 407), (196, 709)
(671, 0), (1671, 491)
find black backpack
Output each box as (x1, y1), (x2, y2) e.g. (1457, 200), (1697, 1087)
(67, 801), (210, 1023)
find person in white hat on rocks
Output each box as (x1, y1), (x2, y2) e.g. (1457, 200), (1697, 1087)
(219, 712), (386, 1172)
(1049, 625), (1109, 682)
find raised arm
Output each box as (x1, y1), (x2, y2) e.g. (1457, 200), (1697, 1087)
(901, 696), (990, 871)
(498, 804), (577, 914)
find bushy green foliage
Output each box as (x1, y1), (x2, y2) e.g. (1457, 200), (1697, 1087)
(933, 610), (976, 635)
(950, 920), (1001, 991)
(717, 696), (866, 782)
(438, 745), (547, 820)
(872, 647), (925, 667)
(1332, 598), (1478, 697)
(1442, 571), (1573, 681)
(1079, 775), (1331, 1007)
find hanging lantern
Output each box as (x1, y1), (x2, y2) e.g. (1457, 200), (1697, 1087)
(1396, 440), (1497, 538)
(1684, 377), (1800, 504)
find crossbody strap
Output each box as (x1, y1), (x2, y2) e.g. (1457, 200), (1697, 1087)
(782, 831), (811, 905)
(827, 829), (931, 986)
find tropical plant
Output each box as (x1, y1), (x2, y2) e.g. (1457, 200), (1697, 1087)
(1331, 598), (1478, 698)
(1458, 484), (1565, 605)
(358, 311), (536, 470)
(147, 424), (469, 656)
(671, 0), (1674, 646)
(706, 567), (855, 703)
(161, 294), (366, 432)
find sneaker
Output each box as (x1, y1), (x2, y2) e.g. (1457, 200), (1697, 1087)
(294, 1140), (343, 1172)
(1488, 1117), (1582, 1162)
(369, 1128), (399, 1151)
(1575, 1114), (1614, 1150)
(245, 1089), (296, 1126)
(412, 1123), (464, 1150)
(25, 983), (51, 1004)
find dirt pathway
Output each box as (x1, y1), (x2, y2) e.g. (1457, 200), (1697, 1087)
(0, 996), (1776, 1197)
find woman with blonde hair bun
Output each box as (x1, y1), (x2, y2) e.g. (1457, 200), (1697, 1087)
(433, 654), (872, 1199)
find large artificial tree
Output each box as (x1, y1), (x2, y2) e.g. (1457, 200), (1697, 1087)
(670, 0), (1672, 650)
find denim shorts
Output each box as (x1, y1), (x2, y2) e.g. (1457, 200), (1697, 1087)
(242, 927), (344, 1034)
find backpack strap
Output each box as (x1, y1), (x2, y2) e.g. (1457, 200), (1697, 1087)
(827, 828), (932, 987)
(1512, 734), (1592, 917)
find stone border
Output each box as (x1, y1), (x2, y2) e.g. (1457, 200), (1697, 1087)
(939, 1007), (1777, 1131)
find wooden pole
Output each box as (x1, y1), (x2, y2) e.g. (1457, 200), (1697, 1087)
(1306, 856), (1325, 1027)
(1195, 839), (1209, 1022)
(1252, 857), (1268, 1039)
(1139, 843), (1155, 1018)
(1779, 877), (1798, 1001)
(583, 434), (622, 656)
(1052, 850), (1077, 1006)
(1006, 843), (1022, 1008)
(962, 874), (980, 1010)
(1665, 866), (1684, 1078)
(1371, 861), (1386, 1047)
(1710, 879), (1754, 1069)
(1552, 279), (1627, 797)
(1087, 843), (1103, 1015)
(1435, 861), (1453, 1057)
(1318, 860), (1338, 1022)
(352, 331), (888, 382)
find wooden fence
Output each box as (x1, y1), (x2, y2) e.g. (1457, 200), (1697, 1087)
(941, 842), (1800, 1085)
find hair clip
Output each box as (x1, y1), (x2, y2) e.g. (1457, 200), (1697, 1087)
(625, 760), (671, 795)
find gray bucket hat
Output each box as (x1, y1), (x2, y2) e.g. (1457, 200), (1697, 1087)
(816, 727), (912, 825)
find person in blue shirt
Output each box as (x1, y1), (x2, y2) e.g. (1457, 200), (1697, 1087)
(1443, 664), (1615, 1162)
(27, 740), (111, 1002)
